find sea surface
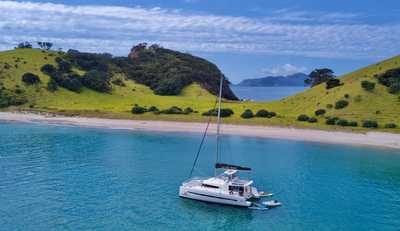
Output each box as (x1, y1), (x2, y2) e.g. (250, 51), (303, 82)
(231, 86), (307, 101)
(1, 122), (400, 231)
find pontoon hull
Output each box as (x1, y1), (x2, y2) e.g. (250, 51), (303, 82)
(179, 186), (252, 207)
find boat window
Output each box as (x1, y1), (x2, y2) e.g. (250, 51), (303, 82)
(202, 184), (219, 189)
(229, 186), (244, 192)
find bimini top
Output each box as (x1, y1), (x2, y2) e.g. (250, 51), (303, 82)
(215, 163), (252, 171)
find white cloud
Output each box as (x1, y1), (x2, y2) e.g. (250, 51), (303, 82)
(269, 8), (361, 23)
(261, 64), (307, 76)
(0, 1), (399, 59)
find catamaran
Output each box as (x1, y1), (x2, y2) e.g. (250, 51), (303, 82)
(179, 75), (277, 207)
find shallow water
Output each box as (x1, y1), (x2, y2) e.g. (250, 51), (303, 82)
(0, 122), (399, 231)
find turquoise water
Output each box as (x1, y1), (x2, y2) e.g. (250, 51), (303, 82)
(1, 122), (400, 231)
(231, 86), (307, 101)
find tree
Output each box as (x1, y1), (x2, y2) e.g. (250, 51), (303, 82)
(38, 41), (53, 50)
(47, 79), (58, 92)
(55, 58), (72, 73)
(377, 68), (400, 94)
(40, 64), (56, 75)
(305, 68), (335, 87)
(82, 70), (112, 93)
(44, 42), (53, 50)
(22, 73), (40, 85)
(17, 42), (32, 49)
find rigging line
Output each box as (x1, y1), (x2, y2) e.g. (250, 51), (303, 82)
(215, 75), (224, 176)
(188, 97), (218, 178)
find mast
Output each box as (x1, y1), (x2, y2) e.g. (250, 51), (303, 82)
(215, 75), (224, 176)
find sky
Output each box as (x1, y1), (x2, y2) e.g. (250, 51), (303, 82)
(0, 0), (399, 83)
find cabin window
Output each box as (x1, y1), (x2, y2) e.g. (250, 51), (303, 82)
(202, 184), (219, 189)
(229, 186), (244, 193)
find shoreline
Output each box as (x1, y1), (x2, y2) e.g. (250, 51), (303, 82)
(1, 111), (400, 150)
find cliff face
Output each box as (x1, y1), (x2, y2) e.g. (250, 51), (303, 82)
(124, 43), (238, 100)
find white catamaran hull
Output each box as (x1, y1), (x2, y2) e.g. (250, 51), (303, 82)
(179, 186), (252, 207)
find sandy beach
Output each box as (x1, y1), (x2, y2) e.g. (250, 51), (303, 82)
(0, 111), (400, 150)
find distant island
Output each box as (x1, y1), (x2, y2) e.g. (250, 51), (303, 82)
(237, 73), (309, 87)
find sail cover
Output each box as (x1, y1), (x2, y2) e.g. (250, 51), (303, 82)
(215, 163), (252, 171)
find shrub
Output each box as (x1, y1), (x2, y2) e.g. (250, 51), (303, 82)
(297, 114), (309, 122)
(268, 112), (277, 118)
(0, 90), (28, 108)
(255, 109), (276, 118)
(344, 94), (350, 98)
(362, 120), (378, 128)
(348, 121), (358, 127)
(326, 117), (339, 125)
(255, 109), (269, 117)
(55, 58), (72, 73)
(326, 79), (343, 89)
(335, 100), (349, 109)
(160, 106), (184, 114)
(315, 109), (326, 116)
(241, 109), (254, 119)
(147, 106), (159, 112)
(308, 117), (318, 123)
(131, 105), (147, 114)
(326, 104), (333, 109)
(361, 80), (375, 91)
(202, 108), (234, 117)
(22, 73), (40, 85)
(376, 68), (400, 94)
(40, 64), (56, 75)
(388, 83), (400, 94)
(58, 74), (83, 92)
(47, 79), (58, 92)
(384, 123), (397, 129)
(336, 119), (349, 126)
(183, 107), (194, 114)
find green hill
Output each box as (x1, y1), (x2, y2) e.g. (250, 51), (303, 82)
(0, 48), (220, 116)
(0, 47), (399, 132)
(268, 55), (400, 130)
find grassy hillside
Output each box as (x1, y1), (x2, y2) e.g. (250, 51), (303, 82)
(269, 55), (400, 130)
(0, 48), (399, 132)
